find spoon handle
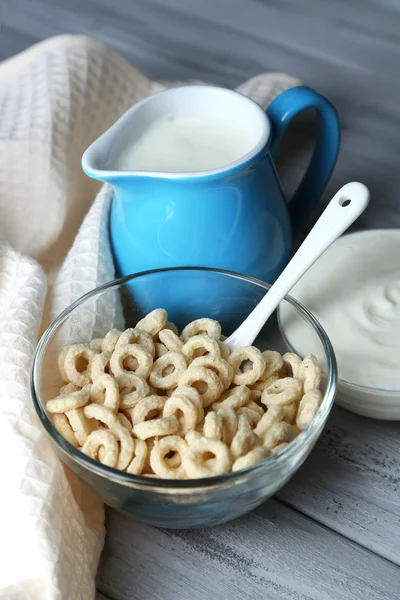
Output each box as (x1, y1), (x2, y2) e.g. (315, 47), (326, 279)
(226, 182), (370, 350)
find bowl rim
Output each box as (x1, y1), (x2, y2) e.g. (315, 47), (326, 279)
(30, 266), (337, 490)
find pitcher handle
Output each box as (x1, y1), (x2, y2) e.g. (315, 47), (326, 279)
(266, 86), (340, 234)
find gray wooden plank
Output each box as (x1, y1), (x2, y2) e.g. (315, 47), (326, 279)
(97, 502), (400, 600)
(277, 405), (400, 564)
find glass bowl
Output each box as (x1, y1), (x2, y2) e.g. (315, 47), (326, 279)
(31, 267), (337, 529)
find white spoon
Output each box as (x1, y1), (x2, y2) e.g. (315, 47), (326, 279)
(225, 182), (370, 351)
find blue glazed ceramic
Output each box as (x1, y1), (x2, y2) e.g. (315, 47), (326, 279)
(82, 85), (340, 284)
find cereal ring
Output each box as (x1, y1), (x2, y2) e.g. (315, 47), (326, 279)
(102, 329), (122, 354)
(244, 400), (264, 416)
(263, 421), (293, 450)
(237, 406), (262, 427)
(163, 394), (199, 434)
(261, 377), (303, 406)
(300, 354), (321, 393)
(232, 446), (270, 472)
(91, 374), (120, 413)
(191, 355), (233, 390)
(260, 351), (284, 380)
(149, 351), (187, 389)
(60, 383), (80, 395)
(218, 341), (230, 361)
(291, 424), (301, 437)
(203, 411), (223, 440)
(164, 321), (179, 335)
(270, 442), (289, 454)
(46, 385), (91, 413)
(281, 402), (297, 424)
(249, 374), (279, 392)
(283, 352), (303, 378)
(212, 385), (250, 411)
(183, 432), (231, 478)
(132, 416), (179, 440)
(83, 404), (134, 470)
(52, 414), (79, 447)
(117, 412), (132, 430)
(178, 366), (223, 407)
(254, 406), (284, 436)
(126, 439), (148, 474)
(182, 334), (221, 362)
(116, 374), (150, 409)
(158, 328), (184, 352)
(172, 386), (204, 424)
(90, 352), (111, 381)
(131, 395), (167, 425)
(63, 344), (94, 387)
(115, 327), (155, 357)
(81, 429), (119, 468)
(90, 338), (103, 353)
(230, 428), (261, 461)
(211, 406), (238, 445)
(136, 308), (167, 337)
(110, 344), (153, 379)
(155, 342), (168, 358)
(150, 435), (188, 479)
(296, 390), (322, 430)
(65, 408), (93, 445)
(180, 318), (221, 342)
(249, 389), (262, 404)
(229, 346), (265, 385)
(58, 345), (71, 383)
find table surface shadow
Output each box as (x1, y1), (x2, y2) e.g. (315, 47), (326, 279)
(2, 0), (400, 598)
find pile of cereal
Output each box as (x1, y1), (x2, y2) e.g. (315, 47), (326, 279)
(47, 309), (322, 479)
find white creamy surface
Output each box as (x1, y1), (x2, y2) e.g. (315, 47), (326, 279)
(116, 114), (257, 172)
(281, 230), (400, 389)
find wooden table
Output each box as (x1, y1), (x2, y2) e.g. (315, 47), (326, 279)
(3, 1), (400, 598)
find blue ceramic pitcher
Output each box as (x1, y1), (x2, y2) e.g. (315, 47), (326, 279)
(82, 85), (340, 283)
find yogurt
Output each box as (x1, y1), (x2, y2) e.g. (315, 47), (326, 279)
(279, 230), (400, 390)
(115, 114), (257, 173)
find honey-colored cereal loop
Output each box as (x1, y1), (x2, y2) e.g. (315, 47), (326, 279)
(65, 408), (93, 445)
(237, 406), (262, 427)
(212, 385), (251, 411)
(46, 385), (91, 413)
(218, 341), (231, 361)
(102, 329), (122, 354)
(58, 345), (71, 383)
(110, 344), (153, 379)
(126, 439), (148, 475)
(178, 366), (223, 407)
(244, 400), (264, 416)
(183, 433), (231, 478)
(117, 374), (150, 409)
(263, 421), (293, 450)
(249, 374), (279, 392)
(163, 394), (199, 434)
(232, 446), (270, 472)
(270, 442), (289, 454)
(229, 346), (265, 385)
(63, 344), (94, 387)
(180, 318), (221, 342)
(190, 355), (233, 390)
(52, 414), (79, 447)
(131, 395), (167, 425)
(182, 334), (221, 362)
(249, 389), (262, 404)
(90, 338), (103, 353)
(164, 321), (179, 335)
(60, 382), (80, 395)
(203, 411), (223, 440)
(155, 342), (168, 358)
(158, 328), (184, 352)
(172, 386), (204, 423)
(215, 406), (238, 445)
(300, 354), (322, 393)
(83, 404), (134, 470)
(117, 412), (132, 430)
(150, 435), (188, 479)
(132, 416), (179, 440)
(136, 308), (168, 337)
(261, 377), (303, 406)
(230, 428), (261, 461)
(82, 429), (119, 468)
(254, 405), (284, 436)
(260, 350), (284, 380)
(91, 374), (120, 413)
(296, 389), (322, 430)
(281, 402), (297, 424)
(283, 352), (303, 379)
(149, 351), (187, 389)
(90, 351), (111, 381)
(115, 327), (155, 357)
